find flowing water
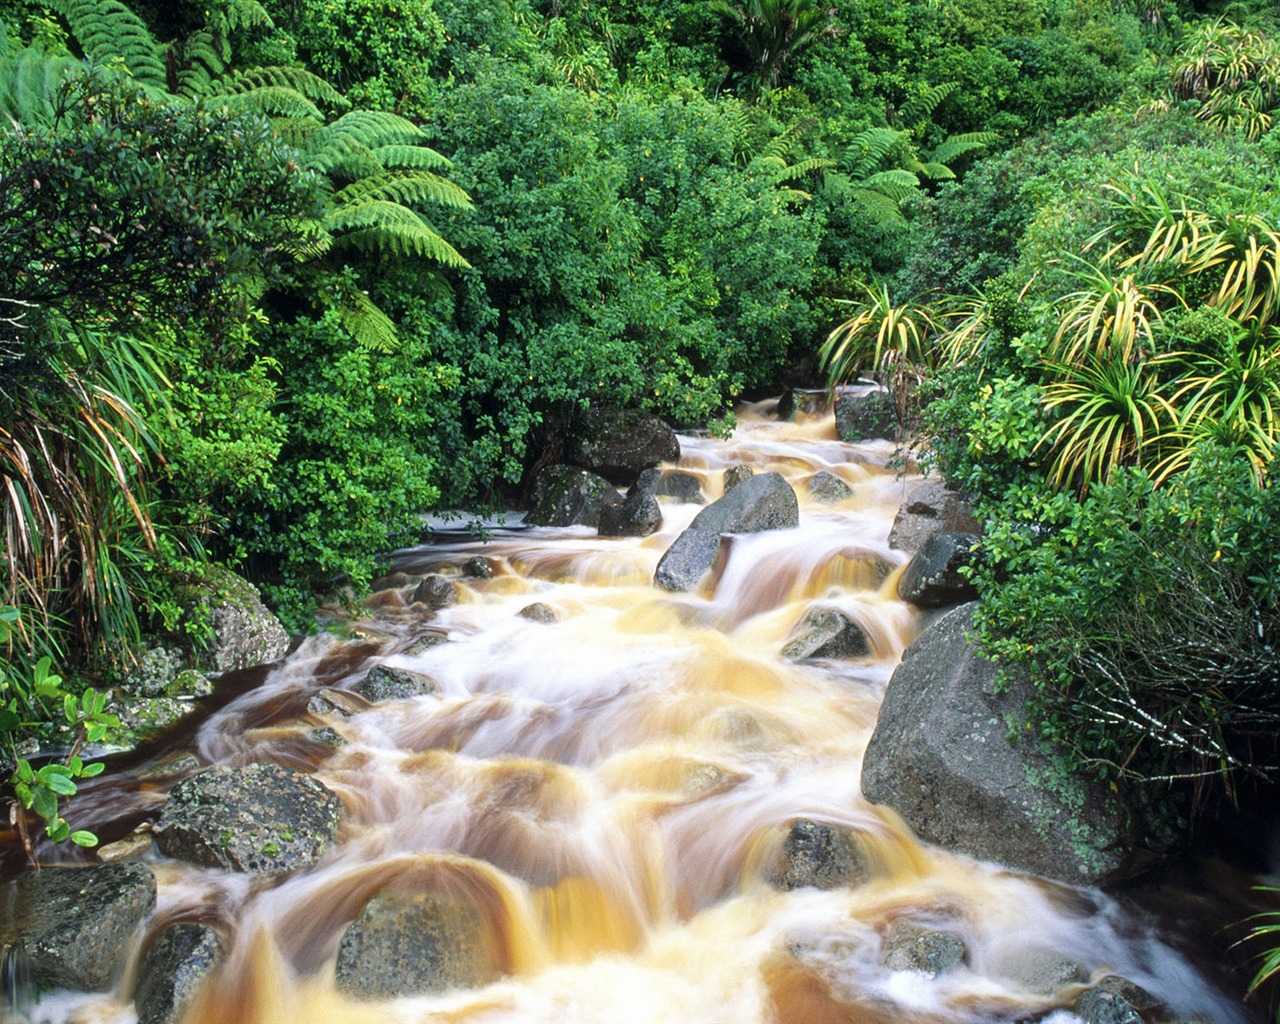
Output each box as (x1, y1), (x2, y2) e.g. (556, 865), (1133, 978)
(14, 400), (1259, 1024)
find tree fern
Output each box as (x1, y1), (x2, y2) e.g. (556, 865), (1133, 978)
(0, 44), (82, 126)
(324, 200), (470, 266)
(841, 127), (907, 178)
(339, 287), (400, 354)
(46, 0), (166, 89)
(335, 170), (472, 211)
(927, 131), (999, 167)
(898, 81), (957, 129)
(212, 84), (323, 120)
(374, 143), (454, 171)
(224, 65), (345, 108)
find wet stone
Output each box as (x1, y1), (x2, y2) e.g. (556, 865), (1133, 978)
(765, 820), (869, 891)
(412, 575), (458, 609)
(335, 891), (500, 999)
(1076, 974), (1163, 1024)
(599, 489), (663, 538)
(307, 687), (368, 718)
(518, 602), (559, 623)
(463, 555), (493, 578)
(881, 921), (966, 976)
(1, 862), (156, 991)
(897, 531), (981, 608)
(153, 762), (343, 874)
(525, 464), (617, 528)
(404, 632), (449, 655)
(806, 471), (854, 504)
(998, 949), (1087, 995)
(134, 923), (223, 1024)
(653, 471), (705, 504)
(782, 608), (870, 660)
(359, 664), (440, 702)
(723, 465), (754, 493)
(834, 389), (899, 443)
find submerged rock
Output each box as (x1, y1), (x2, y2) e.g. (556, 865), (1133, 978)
(359, 665), (440, 702)
(897, 532), (981, 608)
(781, 607), (870, 660)
(806, 471), (854, 504)
(524, 464), (617, 528)
(134, 923), (223, 1024)
(861, 604), (1139, 885)
(153, 763), (343, 874)
(518, 602), (559, 623)
(764, 820), (869, 891)
(834, 389), (899, 443)
(654, 472), (799, 591)
(335, 890), (500, 999)
(567, 407), (680, 483)
(1, 862), (155, 991)
(881, 921), (966, 976)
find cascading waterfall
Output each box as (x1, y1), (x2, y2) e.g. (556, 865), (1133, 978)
(13, 400), (1254, 1024)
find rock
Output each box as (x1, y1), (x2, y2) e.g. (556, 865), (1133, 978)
(897, 532), (981, 608)
(111, 696), (191, 741)
(888, 479), (982, 552)
(335, 890), (500, 999)
(834, 389), (899, 443)
(567, 407), (680, 482)
(307, 687), (369, 718)
(782, 608), (870, 660)
(723, 465), (754, 493)
(153, 763), (343, 874)
(0, 862), (155, 991)
(861, 604), (1138, 885)
(121, 646), (184, 697)
(764, 820), (869, 891)
(599, 489), (662, 538)
(881, 922), (966, 976)
(134, 923), (222, 1024)
(97, 828), (154, 864)
(518, 602), (558, 623)
(776, 388), (797, 421)
(192, 565), (290, 674)
(655, 472), (799, 592)
(359, 665), (440, 702)
(165, 668), (213, 699)
(1076, 975), (1163, 1024)
(524, 464), (617, 528)
(462, 556), (492, 579)
(998, 950), (1087, 995)
(404, 633), (449, 655)
(806, 471), (854, 504)
(653, 471), (705, 504)
(412, 575), (458, 609)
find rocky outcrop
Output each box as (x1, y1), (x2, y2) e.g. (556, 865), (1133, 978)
(524, 465), (617, 528)
(861, 604), (1138, 885)
(567, 407), (680, 483)
(654, 472), (799, 591)
(806, 471), (853, 504)
(835, 389), (899, 443)
(359, 665), (440, 702)
(153, 763), (343, 874)
(781, 608), (870, 660)
(764, 820), (869, 891)
(335, 890), (500, 999)
(134, 923), (223, 1024)
(897, 532), (981, 607)
(888, 479), (982, 552)
(1, 862), (155, 991)
(598, 488), (662, 538)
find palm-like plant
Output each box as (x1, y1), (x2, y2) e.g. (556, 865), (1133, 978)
(711, 0), (838, 96)
(1050, 260), (1179, 365)
(1169, 20), (1280, 140)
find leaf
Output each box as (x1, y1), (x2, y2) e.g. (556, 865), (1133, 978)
(45, 818), (69, 842)
(41, 772), (77, 796)
(69, 830), (99, 847)
(80, 761), (105, 777)
(0, 708), (20, 732)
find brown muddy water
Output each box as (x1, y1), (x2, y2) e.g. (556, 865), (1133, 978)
(7, 399), (1268, 1024)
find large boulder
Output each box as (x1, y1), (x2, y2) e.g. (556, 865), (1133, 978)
(153, 763), (343, 873)
(524, 465), (617, 528)
(881, 921), (966, 976)
(335, 890), (500, 999)
(897, 532), (982, 608)
(1, 862), (155, 991)
(654, 472), (799, 591)
(1075, 975), (1163, 1024)
(888, 479), (982, 552)
(598, 488), (663, 538)
(835, 390), (899, 443)
(176, 565), (290, 674)
(411, 575), (458, 609)
(861, 604), (1139, 885)
(134, 923), (223, 1024)
(567, 407), (680, 482)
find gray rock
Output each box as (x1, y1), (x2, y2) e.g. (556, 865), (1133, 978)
(200, 566), (290, 673)
(359, 665), (440, 702)
(153, 763), (343, 874)
(653, 471), (705, 504)
(524, 465), (617, 528)
(462, 556), (492, 579)
(599, 490), (662, 538)
(861, 604), (1138, 885)
(764, 820), (869, 891)
(999, 950), (1087, 995)
(134, 923), (222, 1024)
(121, 646), (184, 697)
(412, 575), (457, 609)
(897, 532), (981, 608)
(518, 602), (558, 623)
(776, 388), (797, 421)
(655, 472), (799, 591)
(110, 696), (191, 741)
(782, 608), (870, 660)
(0, 862), (155, 991)
(806, 471), (854, 504)
(165, 669), (213, 699)
(1076, 975), (1162, 1024)
(335, 890), (500, 999)
(835, 389), (899, 442)
(404, 633), (449, 655)
(567, 407), (680, 482)
(307, 687), (368, 718)
(888, 479), (982, 552)
(881, 922), (966, 976)
(723, 465), (754, 493)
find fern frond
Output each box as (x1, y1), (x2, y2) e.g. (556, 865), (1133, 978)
(373, 143), (452, 170)
(303, 132), (381, 178)
(335, 170), (472, 211)
(927, 130), (999, 166)
(208, 84), (323, 120)
(775, 186), (813, 204)
(899, 81), (957, 126)
(0, 47), (80, 126)
(860, 168), (921, 200)
(326, 199), (470, 266)
(280, 218), (333, 261)
(339, 288), (399, 353)
(850, 188), (907, 225)
(228, 65), (346, 108)
(914, 161), (956, 180)
(778, 156), (835, 179)
(842, 127), (907, 176)
(322, 109), (426, 148)
(221, 0), (273, 34)
(49, 0), (166, 88)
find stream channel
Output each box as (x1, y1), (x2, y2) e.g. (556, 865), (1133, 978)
(14, 399), (1261, 1024)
